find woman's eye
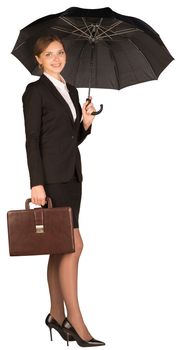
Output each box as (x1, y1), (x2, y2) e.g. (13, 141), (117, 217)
(44, 51), (65, 57)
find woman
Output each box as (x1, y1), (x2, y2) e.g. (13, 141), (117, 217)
(22, 34), (105, 347)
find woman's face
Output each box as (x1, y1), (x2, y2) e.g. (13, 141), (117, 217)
(36, 40), (66, 77)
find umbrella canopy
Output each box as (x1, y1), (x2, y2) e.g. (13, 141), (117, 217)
(12, 7), (174, 114)
(12, 7), (174, 87)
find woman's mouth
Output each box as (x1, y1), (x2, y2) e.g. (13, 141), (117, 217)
(51, 64), (61, 68)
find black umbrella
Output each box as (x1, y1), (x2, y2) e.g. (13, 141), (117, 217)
(12, 6), (174, 115)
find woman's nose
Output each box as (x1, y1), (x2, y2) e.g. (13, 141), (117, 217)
(53, 54), (60, 61)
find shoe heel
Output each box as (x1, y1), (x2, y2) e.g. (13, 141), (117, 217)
(66, 332), (70, 346)
(49, 327), (53, 341)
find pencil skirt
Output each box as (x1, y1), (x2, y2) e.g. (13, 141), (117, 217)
(44, 172), (82, 229)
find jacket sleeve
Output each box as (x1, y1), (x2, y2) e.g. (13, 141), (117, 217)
(78, 121), (92, 145)
(75, 88), (92, 145)
(22, 84), (45, 188)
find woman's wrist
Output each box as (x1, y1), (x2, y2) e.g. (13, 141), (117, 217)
(32, 184), (44, 189)
(82, 120), (91, 131)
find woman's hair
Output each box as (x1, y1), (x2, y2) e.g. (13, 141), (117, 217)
(33, 34), (65, 57)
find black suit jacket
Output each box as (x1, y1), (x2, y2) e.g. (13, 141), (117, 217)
(22, 74), (91, 188)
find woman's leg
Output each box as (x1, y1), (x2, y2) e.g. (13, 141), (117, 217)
(47, 228), (92, 340)
(47, 254), (66, 325)
(59, 228), (92, 340)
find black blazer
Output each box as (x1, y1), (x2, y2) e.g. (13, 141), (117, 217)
(22, 74), (92, 188)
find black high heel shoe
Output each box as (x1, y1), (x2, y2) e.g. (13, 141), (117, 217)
(45, 314), (74, 342)
(62, 318), (105, 347)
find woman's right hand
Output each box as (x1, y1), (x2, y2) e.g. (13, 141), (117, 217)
(31, 185), (47, 206)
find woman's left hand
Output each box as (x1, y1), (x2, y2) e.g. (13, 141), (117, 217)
(82, 97), (96, 130)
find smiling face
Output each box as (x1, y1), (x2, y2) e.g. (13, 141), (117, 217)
(35, 40), (66, 79)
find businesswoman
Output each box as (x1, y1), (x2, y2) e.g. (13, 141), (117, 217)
(22, 34), (105, 347)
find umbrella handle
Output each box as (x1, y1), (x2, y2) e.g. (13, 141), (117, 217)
(86, 98), (103, 116)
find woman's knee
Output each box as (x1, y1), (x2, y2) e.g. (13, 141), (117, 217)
(74, 229), (83, 256)
(49, 253), (61, 265)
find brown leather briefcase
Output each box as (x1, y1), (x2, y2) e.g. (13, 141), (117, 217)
(7, 197), (75, 256)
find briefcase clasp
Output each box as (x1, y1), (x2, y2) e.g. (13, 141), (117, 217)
(36, 225), (44, 234)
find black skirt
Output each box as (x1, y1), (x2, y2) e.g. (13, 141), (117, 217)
(44, 171), (82, 229)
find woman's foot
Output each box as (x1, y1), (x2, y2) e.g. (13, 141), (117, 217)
(67, 315), (92, 341)
(62, 318), (105, 347)
(45, 314), (74, 341)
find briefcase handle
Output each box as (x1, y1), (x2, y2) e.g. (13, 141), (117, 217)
(25, 197), (53, 210)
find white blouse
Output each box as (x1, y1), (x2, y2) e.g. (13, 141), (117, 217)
(43, 72), (77, 121)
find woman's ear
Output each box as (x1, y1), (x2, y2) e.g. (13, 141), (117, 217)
(35, 55), (43, 72)
(35, 55), (41, 64)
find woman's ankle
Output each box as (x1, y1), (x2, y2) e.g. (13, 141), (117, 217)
(50, 310), (66, 325)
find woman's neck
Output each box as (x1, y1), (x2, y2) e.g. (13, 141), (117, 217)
(44, 71), (61, 81)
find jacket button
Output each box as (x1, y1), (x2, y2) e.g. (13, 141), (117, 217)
(71, 135), (74, 139)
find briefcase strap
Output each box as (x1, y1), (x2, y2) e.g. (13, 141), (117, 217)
(34, 208), (45, 234)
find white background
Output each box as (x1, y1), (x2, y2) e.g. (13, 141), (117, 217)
(0, 0), (178, 349)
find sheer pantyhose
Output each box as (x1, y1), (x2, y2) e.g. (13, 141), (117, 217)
(47, 228), (92, 341)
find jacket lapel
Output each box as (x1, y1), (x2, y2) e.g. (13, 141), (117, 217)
(66, 83), (81, 124)
(40, 74), (75, 126)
